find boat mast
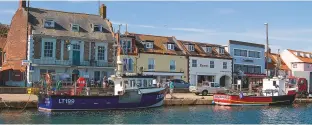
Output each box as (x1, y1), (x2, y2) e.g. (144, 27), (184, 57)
(276, 49), (281, 77)
(265, 23), (269, 78)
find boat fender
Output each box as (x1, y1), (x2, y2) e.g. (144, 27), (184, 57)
(239, 92), (244, 99)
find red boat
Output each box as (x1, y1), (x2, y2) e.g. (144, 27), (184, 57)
(213, 77), (297, 106)
(213, 94), (296, 106)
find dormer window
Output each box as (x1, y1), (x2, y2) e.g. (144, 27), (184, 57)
(145, 42), (153, 49)
(205, 47), (212, 53)
(167, 43), (175, 50)
(93, 24), (102, 32)
(44, 19), (55, 28)
(188, 45), (195, 51)
(219, 47), (225, 54)
(71, 24), (79, 32)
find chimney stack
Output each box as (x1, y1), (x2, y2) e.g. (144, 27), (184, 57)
(19, 0), (26, 8)
(99, 4), (107, 19)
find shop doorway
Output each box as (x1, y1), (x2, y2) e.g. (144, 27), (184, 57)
(220, 75), (231, 87)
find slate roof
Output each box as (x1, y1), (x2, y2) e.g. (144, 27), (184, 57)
(27, 7), (114, 41)
(178, 40), (232, 59)
(130, 33), (186, 55)
(229, 40), (265, 48)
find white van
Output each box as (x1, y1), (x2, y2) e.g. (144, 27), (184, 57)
(189, 82), (228, 96)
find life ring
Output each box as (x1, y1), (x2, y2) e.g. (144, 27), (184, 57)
(45, 73), (52, 86)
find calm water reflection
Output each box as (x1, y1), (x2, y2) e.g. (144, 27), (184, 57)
(1, 104), (312, 124)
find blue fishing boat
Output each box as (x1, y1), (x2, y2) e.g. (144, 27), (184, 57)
(38, 72), (166, 111)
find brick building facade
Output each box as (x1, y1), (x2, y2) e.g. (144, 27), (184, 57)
(2, 1), (115, 86)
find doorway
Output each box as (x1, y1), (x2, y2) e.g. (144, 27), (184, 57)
(72, 69), (80, 82)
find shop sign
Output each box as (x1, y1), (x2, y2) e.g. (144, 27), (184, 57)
(200, 64), (208, 67)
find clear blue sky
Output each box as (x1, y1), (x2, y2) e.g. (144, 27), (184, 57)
(1, 1), (312, 53)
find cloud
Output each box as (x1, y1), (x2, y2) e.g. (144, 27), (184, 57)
(0, 9), (15, 14)
(168, 28), (208, 33)
(215, 8), (236, 15)
(135, 25), (156, 28)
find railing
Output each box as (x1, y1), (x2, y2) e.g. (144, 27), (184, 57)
(32, 59), (115, 67)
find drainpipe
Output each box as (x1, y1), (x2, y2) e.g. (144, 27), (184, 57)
(25, 0), (30, 87)
(186, 55), (190, 83)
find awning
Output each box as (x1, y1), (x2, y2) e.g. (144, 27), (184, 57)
(245, 73), (267, 78)
(142, 71), (184, 76)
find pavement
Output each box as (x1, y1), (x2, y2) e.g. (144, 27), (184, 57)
(0, 93), (213, 102)
(0, 94), (38, 102)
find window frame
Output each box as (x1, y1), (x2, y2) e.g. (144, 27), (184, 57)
(44, 19), (55, 28)
(192, 59), (197, 67)
(145, 42), (154, 49)
(219, 47), (225, 54)
(93, 24), (102, 32)
(188, 45), (195, 51)
(223, 62), (227, 69)
(167, 44), (175, 50)
(210, 61), (214, 68)
(170, 60), (176, 71)
(43, 41), (54, 58)
(148, 58), (155, 70)
(71, 24), (80, 32)
(97, 46), (105, 61)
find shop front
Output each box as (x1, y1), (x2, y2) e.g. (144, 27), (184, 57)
(142, 71), (184, 84)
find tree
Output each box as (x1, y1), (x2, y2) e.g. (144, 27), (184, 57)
(0, 23), (9, 37)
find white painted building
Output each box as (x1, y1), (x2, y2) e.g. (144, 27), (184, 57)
(178, 40), (233, 88)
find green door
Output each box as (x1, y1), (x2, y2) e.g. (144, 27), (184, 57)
(72, 50), (80, 65)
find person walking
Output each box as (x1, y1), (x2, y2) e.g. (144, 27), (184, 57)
(102, 76), (107, 89)
(169, 79), (174, 99)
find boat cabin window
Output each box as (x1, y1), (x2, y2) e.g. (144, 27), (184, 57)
(130, 80), (136, 87)
(124, 80), (129, 88)
(143, 79), (148, 88)
(273, 81), (277, 86)
(148, 80), (153, 87)
(137, 80), (142, 87)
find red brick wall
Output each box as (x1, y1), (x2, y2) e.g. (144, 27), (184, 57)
(2, 7), (28, 82)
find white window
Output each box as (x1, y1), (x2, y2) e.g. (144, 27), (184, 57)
(234, 49), (247, 57)
(93, 24), (102, 32)
(71, 24), (79, 32)
(145, 42), (153, 49)
(188, 45), (195, 51)
(44, 19), (55, 28)
(123, 58), (133, 71)
(192, 59), (197, 67)
(167, 44), (175, 50)
(219, 47), (225, 54)
(248, 51), (260, 58)
(43, 42), (53, 57)
(97, 46), (105, 60)
(148, 58), (155, 70)
(293, 63), (297, 68)
(170, 60), (176, 71)
(210, 61), (214, 68)
(205, 47), (212, 53)
(223, 62), (227, 69)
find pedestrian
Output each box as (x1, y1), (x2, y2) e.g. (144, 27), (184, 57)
(102, 76), (107, 88)
(169, 79), (174, 99)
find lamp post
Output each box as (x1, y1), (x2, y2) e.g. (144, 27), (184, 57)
(264, 23), (269, 78)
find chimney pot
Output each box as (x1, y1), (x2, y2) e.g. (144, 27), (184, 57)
(99, 4), (107, 19)
(19, 0), (26, 8)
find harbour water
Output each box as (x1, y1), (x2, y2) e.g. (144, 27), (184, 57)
(1, 104), (312, 124)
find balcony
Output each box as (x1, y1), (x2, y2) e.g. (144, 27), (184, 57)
(32, 59), (115, 67)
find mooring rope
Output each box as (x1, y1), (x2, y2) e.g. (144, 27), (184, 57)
(20, 92), (32, 112)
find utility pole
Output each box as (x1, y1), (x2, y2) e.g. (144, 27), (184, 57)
(264, 23), (269, 78)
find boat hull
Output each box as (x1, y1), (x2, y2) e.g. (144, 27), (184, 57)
(213, 94), (296, 106)
(38, 88), (166, 111)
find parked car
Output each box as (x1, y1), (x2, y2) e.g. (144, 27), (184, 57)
(189, 82), (227, 96)
(170, 79), (190, 89)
